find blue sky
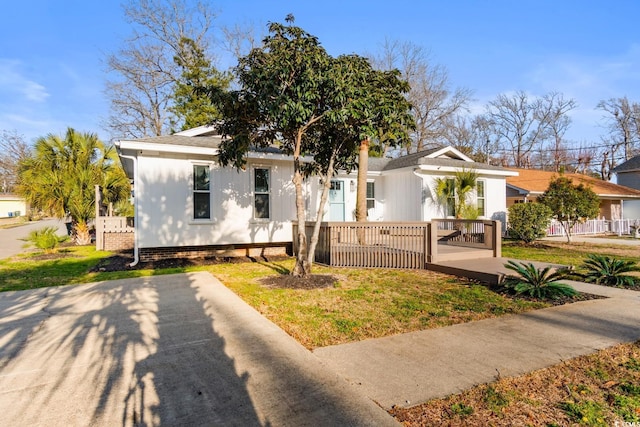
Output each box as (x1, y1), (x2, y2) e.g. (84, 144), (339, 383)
(1, 0), (639, 145)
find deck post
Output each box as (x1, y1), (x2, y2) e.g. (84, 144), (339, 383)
(492, 220), (501, 258)
(427, 220), (438, 264)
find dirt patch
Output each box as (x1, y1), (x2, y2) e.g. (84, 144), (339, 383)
(259, 274), (337, 289)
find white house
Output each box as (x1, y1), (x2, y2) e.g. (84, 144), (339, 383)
(612, 155), (640, 219)
(115, 126), (516, 262)
(0, 194), (27, 218)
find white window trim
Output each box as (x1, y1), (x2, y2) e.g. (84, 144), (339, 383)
(251, 165), (272, 222)
(189, 161), (215, 224)
(476, 179), (486, 218)
(366, 180), (376, 213)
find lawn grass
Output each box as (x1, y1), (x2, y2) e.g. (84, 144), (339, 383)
(503, 240), (640, 268)
(0, 247), (548, 349)
(0, 246), (190, 292)
(209, 259), (548, 348)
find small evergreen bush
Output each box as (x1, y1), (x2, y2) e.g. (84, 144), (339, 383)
(507, 202), (552, 243)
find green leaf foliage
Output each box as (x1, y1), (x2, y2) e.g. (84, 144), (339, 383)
(170, 37), (231, 131)
(579, 254), (640, 287)
(507, 202), (553, 243)
(503, 260), (577, 299)
(16, 128), (130, 243)
(211, 17), (414, 275)
(24, 226), (68, 253)
(434, 169), (478, 218)
(538, 176), (600, 242)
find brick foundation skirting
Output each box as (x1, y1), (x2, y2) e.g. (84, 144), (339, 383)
(139, 242), (292, 262)
(103, 232), (135, 251)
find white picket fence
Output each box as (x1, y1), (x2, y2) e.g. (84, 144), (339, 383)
(506, 219), (640, 238)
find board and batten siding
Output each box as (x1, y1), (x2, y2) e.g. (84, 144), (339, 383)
(382, 171), (423, 221)
(136, 155), (296, 248)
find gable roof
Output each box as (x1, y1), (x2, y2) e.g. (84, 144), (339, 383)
(506, 168), (640, 199)
(116, 129), (513, 178)
(612, 154), (640, 173)
(369, 147), (512, 175)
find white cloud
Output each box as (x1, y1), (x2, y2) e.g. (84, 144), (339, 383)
(0, 59), (50, 102)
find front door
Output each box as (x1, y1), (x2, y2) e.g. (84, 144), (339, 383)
(328, 180), (345, 221)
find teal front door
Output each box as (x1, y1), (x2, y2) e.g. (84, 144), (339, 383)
(329, 180), (345, 221)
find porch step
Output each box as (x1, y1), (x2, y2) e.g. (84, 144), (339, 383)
(426, 262), (503, 285)
(434, 248), (494, 262)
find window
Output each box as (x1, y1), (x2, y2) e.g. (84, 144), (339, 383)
(476, 180), (486, 217)
(254, 167), (270, 219)
(193, 165), (210, 219)
(366, 181), (375, 213)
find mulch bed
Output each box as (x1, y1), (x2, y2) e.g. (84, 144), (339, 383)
(259, 274), (337, 289)
(89, 253), (287, 272)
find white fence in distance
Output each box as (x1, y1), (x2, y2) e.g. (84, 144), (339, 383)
(505, 219), (640, 238)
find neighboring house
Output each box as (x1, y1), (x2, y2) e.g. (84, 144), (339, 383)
(0, 194), (27, 218)
(612, 155), (640, 219)
(115, 126), (516, 261)
(506, 169), (640, 220)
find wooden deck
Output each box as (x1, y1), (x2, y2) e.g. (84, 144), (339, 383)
(427, 257), (569, 285)
(294, 220), (502, 269)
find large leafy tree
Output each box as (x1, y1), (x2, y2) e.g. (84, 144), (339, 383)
(16, 128), (130, 244)
(170, 37), (231, 131)
(538, 176), (600, 243)
(213, 17), (413, 277)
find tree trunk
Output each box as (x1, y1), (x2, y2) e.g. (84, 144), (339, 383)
(356, 138), (369, 244)
(307, 156), (336, 267)
(292, 135), (311, 277)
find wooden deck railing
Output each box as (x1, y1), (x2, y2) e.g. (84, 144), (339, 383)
(95, 216), (134, 250)
(293, 220), (501, 269)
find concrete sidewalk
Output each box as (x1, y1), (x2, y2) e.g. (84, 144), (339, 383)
(314, 282), (640, 409)
(0, 272), (397, 426)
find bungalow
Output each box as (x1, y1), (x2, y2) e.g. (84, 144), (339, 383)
(612, 155), (640, 219)
(506, 168), (640, 220)
(115, 126), (517, 262)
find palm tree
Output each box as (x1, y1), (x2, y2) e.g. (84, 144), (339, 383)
(434, 169), (479, 218)
(17, 128), (130, 244)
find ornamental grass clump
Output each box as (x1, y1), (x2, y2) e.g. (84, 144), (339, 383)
(24, 226), (68, 253)
(578, 254), (640, 287)
(503, 260), (577, 299)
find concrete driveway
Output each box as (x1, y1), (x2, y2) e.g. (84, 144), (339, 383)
(0, 272), (396, 426)
(0, 218), (68, 260)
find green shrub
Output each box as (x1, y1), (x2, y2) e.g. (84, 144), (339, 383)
(507, 202), (553, 243)
(24, 226), (68, 253)
(578, 254), (640, 287)
(503, 260), (577, 299)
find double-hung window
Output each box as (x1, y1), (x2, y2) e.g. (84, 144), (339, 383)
(476, 180), (486, 217)
(366, 182), (375, 213)
(254, 167), (270, 219)
(193, 165), (211, 219)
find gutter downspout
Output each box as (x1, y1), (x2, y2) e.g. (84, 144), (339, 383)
(118, 153), (139, 267)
